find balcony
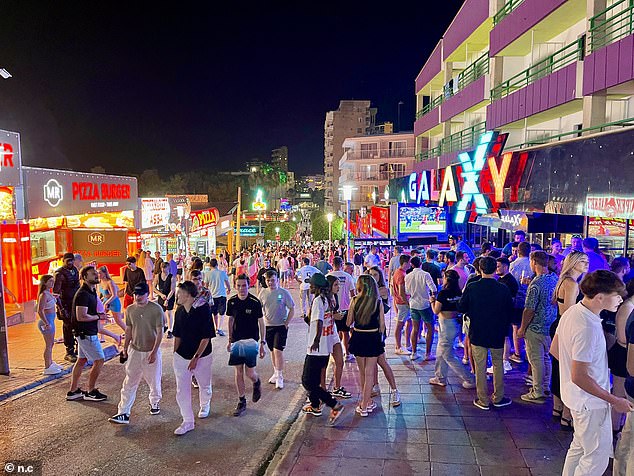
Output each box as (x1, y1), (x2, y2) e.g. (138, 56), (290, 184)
(416, 95), (443, 119)
(417, 121), (486, 161)
(340, 148), (416, 162)
(457, 51), (489, 90)
(340, 171), (404, 183)
(491, 37), (584, 101)
(588, 0), (634, 53)
(493, 0), (525, 26)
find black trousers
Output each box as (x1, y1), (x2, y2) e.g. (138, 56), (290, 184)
(61, 317), (76, 355)
(302, 355), (337, 409)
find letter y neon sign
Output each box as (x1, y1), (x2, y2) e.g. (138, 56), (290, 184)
(454, 131), (496, 224)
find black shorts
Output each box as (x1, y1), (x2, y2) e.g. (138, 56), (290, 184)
(158, 296), (175, 311)
(265, 325), (288, 352)
(211, 296), (227, 315)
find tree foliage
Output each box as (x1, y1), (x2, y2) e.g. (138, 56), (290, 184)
(264, 221), (297, 241)
(311, 212), (344, 242)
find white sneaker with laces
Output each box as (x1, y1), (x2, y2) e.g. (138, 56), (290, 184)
(390, 389), (401, 407)
(174, 422), (195, 435)
(198, 404), (210, 418)
(268, 373), (278, 384)
(503, 360), (512, 372)
(43, 365), (62, 375)
(276, 376), (284, 389)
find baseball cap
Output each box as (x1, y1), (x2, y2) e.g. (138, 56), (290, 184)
(133, 282), (150, 295)
(63, 252), (75, 261)
(309, 273), (328, 288)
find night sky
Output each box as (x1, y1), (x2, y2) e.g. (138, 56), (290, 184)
(1, 2), (463, 178)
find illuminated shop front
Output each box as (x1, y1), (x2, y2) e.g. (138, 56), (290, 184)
(139, 197), (190, 256)
(189, 207), (219, 257)
(23, 167), (139, 297)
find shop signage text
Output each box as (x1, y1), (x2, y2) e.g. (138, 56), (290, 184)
(190, 208), (219, 232)
(370, 206), (390, 237)
(44, 179), (63, 207)
(235, 226), (258, 237)
(72, 182), (131, 201)
(586, 196), (634, 219)
(0, 130), (23, 186)
(141, 198), (171, 230)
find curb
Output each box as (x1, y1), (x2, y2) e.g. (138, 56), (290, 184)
(0, 344), (119, 403)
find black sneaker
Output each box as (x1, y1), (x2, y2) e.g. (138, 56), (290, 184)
(108, 413), (130, 424)
(84, 389), (107, 401)
(66, 388), (85, 401)
(332, 387), (352, 399)
(233, 399), (247, 416)
(163, 326), (168, 333)
(166, 331), (173, 339)
(149, 403), (161, 415)
(252, 379), (262, 402)
(64, 353), (77, 363)
(493, 397), (512, 408)
(192, 376), (199, 388)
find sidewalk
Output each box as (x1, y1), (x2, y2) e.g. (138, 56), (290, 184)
(267, 338), (577, 476)
(0, 320), (119, 401)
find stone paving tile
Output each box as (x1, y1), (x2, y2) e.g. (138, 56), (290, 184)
(479, 466), (531, 476)
(510, 429), (563, 449)
(387, 414), (427, 429)
(389, 403), (426, 416)
(382, 459), (431, 475)
(387, 427), (427, 443)
(426, 415), (465, 430)
(429, 444), (476, 465)
(386, 442), (430, 461)
(423, 403), (461, 416)
(334, 457), (384, 476)
(473, 445), (526, 467)
(340, 441), (388, 459)
(290, 455), (340, 475)
(430, 462), (480, 475)
(520, 447), (566, 474)
(462, 416), (508, 431)
(467, 430), (516, 449)
(298, 439), (343, 457)
(427, 429), (471, 446)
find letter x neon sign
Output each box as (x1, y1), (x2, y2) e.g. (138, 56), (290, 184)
(454, 131), (497, 224)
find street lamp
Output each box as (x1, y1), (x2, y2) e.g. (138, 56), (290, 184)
(0, 68), (12, 80)
(342, 185), (354, 261)
(275, 226), (280, 242)
(327, 212), (333, 246)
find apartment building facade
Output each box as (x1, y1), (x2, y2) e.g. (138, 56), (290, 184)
(338, 132), (416, 215)
(324, 100), (377, 211)
(414, 0), (634, 171)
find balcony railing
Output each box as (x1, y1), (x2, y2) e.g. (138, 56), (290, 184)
(491, 37), (585, 100)
(457, 51), (490, 90)
(416, 95), (443, 119)
(342, 148), (416, 161)
(416, 122), (486, 161)
(493, 0), (525, 25)
(589, 0), (634, 53)
(340, 171), (404, 182)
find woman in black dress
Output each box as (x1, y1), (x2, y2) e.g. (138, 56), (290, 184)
(154, 261), (176, 338)
(346, 274), (385, 417)
(551, 251), (588, 430)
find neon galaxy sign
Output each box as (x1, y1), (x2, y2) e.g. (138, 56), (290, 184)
(404, 131), (528, 223)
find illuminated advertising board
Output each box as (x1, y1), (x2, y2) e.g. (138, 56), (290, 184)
(398, 204), (447, 234)
(0, 129), (23, 186)
(141, 198), (171, 230)
(370, 206), (390, 237)
(190, 208), (220, 232)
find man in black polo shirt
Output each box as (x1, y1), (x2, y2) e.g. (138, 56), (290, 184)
(226, 274), (266, 416)
(66, 266), (108, 402)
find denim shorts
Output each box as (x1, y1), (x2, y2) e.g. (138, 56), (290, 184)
(411, 307), (435, 325)
(77, 334), (105, 361)
(228, 338), (259, 368)
(37, 312), (56, 334)
(396, 304), (410, 322)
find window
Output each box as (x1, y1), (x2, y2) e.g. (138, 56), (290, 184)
(360, 143), (378, 159)
(387, 141), (407, 157)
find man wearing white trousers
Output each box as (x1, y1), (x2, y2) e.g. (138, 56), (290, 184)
(171, 280), (215, 435)
(108, 282), (164, 425)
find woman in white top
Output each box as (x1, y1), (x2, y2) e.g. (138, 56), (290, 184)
(37, 274), (61, 375)
(143, 250), (155, 299)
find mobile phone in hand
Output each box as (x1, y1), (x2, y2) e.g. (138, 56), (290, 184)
(119, 352), (128, 364)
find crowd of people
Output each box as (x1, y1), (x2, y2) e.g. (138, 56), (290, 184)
(34, 230), (634, 473)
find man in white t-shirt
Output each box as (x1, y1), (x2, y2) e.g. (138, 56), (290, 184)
(276, 252), (290, 287)
(295, 258), (321, 318)
(553, 270), (633, 476)
(328, 256), (356, 360)
(204, 258), (231, 336)
(364, 246), (381, 271)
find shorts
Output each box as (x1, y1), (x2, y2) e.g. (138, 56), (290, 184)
(210, 296), (227, 315)
(510, 308), (523, 326)
(106, 297), (122, 313)
(37, 312), (56, 334)
(335, 315), (350, 332)
(265, 325), (288, 351)
(158, 296), (175, 311)
(228, 339), (259, 368)
(77, 335), (105, 361)
(123, 294), (134, 309)
(396, 304), (410, 322)
(411, 307), (434, 325)
(608, 343), (629, 378)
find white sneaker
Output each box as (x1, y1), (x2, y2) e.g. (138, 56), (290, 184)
(174, 422), (195, 435)
(462, 380), (476, 389)
(462, 356), (469, 365)
(410, 352), (419, 361)
(275, 376), (284, 389)
(268, 373), (278, 384)
(43, 365), (62, 375)
(390, 389), (401, 407)
(503, 360), (512, 372)
(52, 362), (63, 369)
(198, 404), (210, 418)
(429, 377), (447, 387)
(487, 365), (509, 375)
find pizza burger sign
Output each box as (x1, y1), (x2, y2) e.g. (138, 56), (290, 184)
(24, 167), (138, 219)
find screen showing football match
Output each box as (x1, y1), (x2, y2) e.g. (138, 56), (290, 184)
(398, 205), (447, 234)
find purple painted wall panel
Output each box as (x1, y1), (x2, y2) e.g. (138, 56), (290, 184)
(487, 64), (577, 129)
(415, 43), (442, 94)
(443, 0), (489, 60)
(414, 108), (440, 136)
(584, 34), (634, 94)
(606, 42), (620, 87)
(618, 36), (634, 85)
(490, 0), (567, 56)
(594, 47), (607, 91)
(583, 53), (596, 96)
(548, 72), (559, 109)
(440, 76), (487, 121)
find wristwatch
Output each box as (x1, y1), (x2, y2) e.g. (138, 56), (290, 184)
(260, 340), (266, 345)
(193, 353), (200, 359)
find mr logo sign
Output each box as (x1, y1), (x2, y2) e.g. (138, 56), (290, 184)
(44, 179), (64, 207)
(88, 232), (105, 246)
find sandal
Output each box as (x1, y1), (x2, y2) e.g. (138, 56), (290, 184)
(552, 408), (563, 419)
(560, 417), (574, 431)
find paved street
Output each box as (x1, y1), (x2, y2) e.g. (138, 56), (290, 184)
(1, 285), (311, 476)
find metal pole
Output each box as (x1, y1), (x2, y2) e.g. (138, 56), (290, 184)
(0, 245), (9, 375)
(236, 186), (242, 253)
(346, 199), (351, 262)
